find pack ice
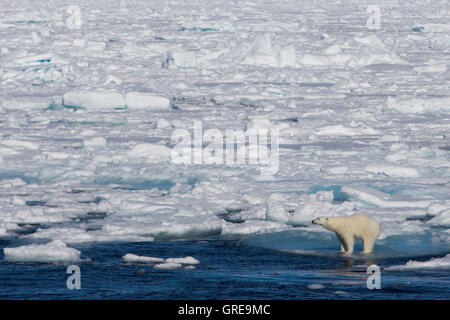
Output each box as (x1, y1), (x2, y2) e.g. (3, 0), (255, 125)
(0, 0), (449, 264)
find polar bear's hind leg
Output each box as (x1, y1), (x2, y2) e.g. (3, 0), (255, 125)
(362, 237), (376, 254)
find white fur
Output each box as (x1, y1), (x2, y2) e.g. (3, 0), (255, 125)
(312, 214), (381, 254)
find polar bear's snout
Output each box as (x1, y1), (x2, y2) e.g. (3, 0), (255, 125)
(312, 217), (326, 225)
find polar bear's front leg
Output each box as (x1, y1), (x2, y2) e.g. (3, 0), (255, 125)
(342, 235), (354, 254)
(336, 234), (346, 254)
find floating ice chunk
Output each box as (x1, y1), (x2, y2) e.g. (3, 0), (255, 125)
(246, 119), (273, 131)
(429, 35), (450, 50)
(278, 45), (297, 67)
(163, 50), (198, 68)
(266, 192), (355, 226)
(26, 226), (154, 244)
(125, 92), (171, 110)
(103, 212), (222, 240)
(0, 147), (19, 156)
(165, 256), (200, 265)
(334, 291), (348, 296)
(291, 201), (355, 226)
(380, 134), (400, 142)
(414, 63), (447, 74)
(416, 24), (450, 33)
(3, 240), (84, 263)
(223, 33), (297, 68)
(1, 139), (39, 150)
(63, 91), (125, 110)
(11, 196), (25, 206)
(78, 129), (98, 137)
(307, 283), (325, 290)
(127, 143), (172, 163)
(0, 178), (26, 189)
(123, 254), (199, 266)
(122, 253), (164, 263)
(326, 166), (349, 175)
(354, 34), (386, 48)
(72, 39), (86, 47)
(83, 137), (107, 149)
(298, 53), (335, 66)
(0, 48), (27, 62)
(314, 124), (380, 136)
(156, 119), (172, 129)
(341, 186), (432, 208)
(427, 201), (450, 216)
(387, 96), (450, 114)
(153, 262), (183, 270)
(221, 220), (286, 237)
(104, 74), (122, 87)
(44, 151), (70, 160)
(184, 265), (196, 270)
(324, 44), (343, 55)
(85, 41), (106, 51)
(0, 97), (52, 111)
(353, 36), (407, 66)
(243, 33), (277, 66)
(386, 254), (450, 271)
(266, 194), (289, 223)
(299, 35), (406, 67)
(12, 53), (52, 66)
(366, 163), (419, 178)
(428, 209), (450, 227)
(0, 223), (12, 237)
(8, 206), (79, 224)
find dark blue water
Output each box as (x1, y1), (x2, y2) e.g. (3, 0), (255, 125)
(0, 238), (448, 299)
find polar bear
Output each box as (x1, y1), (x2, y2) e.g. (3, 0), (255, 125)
(312, 214), (381, 254)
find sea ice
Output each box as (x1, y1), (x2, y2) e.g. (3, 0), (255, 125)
(125, 92), (171, 110)
(127, 143), (172, 163)
(387, 97), (450, 114)
(386, 254), (450, 271)
(3, 240), (84, 263)
(153, 262), (183, 270)
(164, 256), (200, 265)
(122, 253), (164, 263)
(63, 91), (125, 110)
(341, 186), (432, 208)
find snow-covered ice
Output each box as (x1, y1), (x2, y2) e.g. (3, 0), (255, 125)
(0, 0), (449, 268)
(153, 262), (183, 270)
(3, 240), (85, 263)
(386, 254), (450, 271)
(122, 253), (199, 266)
(125, 92), (171, 110)
(122, 253), (164, 263)
(165, 256), (200, 265)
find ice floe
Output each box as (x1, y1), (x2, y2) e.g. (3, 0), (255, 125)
(386, 254), (450, 271)
(63, 91), (125, 110)
(122, 253), (164, 263)
(3, 240), (85, 263)
(387, 96), (450, 114)
(125, 92), (171, 110)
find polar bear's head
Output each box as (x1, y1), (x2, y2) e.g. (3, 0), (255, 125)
(312, 217), (333, 230)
